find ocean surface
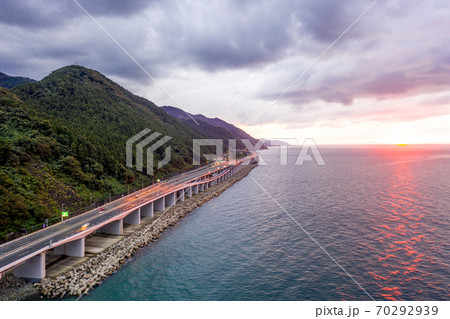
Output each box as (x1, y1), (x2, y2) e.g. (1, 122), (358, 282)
(79, 145), (449, 301)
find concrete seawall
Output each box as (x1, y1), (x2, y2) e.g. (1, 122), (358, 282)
(30, 164), (257, 299)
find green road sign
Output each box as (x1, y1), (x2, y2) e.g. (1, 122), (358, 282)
(62, 211), (69, 217)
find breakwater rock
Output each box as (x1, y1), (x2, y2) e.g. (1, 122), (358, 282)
(0, 273), (38, 301)
(35, 164), (256, 298)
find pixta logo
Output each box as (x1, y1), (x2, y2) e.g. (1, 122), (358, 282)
(193, 138), (325, 166)
(127, 131), (325, 175)
(264, 138), (325, 166)
(126, 129), (172, 175)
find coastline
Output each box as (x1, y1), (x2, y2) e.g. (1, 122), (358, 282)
(0, 274), (37, 301)
(1, 163), (257, 300)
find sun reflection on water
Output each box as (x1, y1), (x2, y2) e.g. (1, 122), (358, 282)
(366, 157), (439, 300)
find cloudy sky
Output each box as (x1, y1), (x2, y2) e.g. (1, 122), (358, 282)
(1, 0), (449, 144)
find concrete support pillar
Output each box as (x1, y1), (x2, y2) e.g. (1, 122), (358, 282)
(154, 197), (165, 211)
(177, 189), (185, 202)
(193, 185), (199, 195)
(204, 183), (208, 190)
(99, 220), (123, 235)
(54, 245), (64, 256)
(55, 238), (85, 257)
(13, 253), (46, 280)
(141, 202), (153, 217)
(186, 187), (192, 198)
(165, 192), (176, 207)
(66, 238), (85, 257)
(124, 208), (141, 225)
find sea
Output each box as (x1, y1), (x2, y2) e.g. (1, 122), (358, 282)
(78, 145), (449, 301)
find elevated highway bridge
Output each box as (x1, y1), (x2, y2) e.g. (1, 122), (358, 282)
(0, 156), (256, 280)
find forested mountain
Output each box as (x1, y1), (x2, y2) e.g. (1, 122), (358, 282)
(0, 65), (223, 238)
(12, 66), (207, 177)
(0, 86), (81, 237)
(0, 71), (35, 89)
(161, 106), (265, 149)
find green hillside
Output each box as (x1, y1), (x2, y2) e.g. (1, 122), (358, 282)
(0, 65), (213, 239)
(0, 71), (35, 89)
(0, 87), (83, 237)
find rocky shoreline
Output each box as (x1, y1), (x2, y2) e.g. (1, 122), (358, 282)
(0, 274), (37, 301)
(0, 164), (256, 300)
